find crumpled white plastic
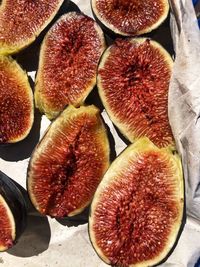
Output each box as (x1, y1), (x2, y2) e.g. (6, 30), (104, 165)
(169, 0), (200, 221)
(0, 0), (200, 266)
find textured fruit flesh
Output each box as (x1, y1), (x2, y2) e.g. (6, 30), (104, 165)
(0, 195), (14, 251)
(0, 56), (33, 143)
(90, 139), (183, 267)
(35, 12), (105, 118)
(28, 106), (109, 217)
(93, 0), (167, 35)
(0, 0), (64, 54)
(98, 39), (173, 148)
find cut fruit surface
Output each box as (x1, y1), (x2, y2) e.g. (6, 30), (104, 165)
(0, 0), (65, 55)
(27, 105), (110, 217)
(0, 195), (15, 251)
(0, 56), (34, 144)
(35, 12), (106, 119)
(98, 38), (174, 148)
(0, 171), (27, 252)
(89, 138), (184, 267)
(91, 0), (169, 36)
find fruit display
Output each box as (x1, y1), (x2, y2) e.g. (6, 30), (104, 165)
(0, 0), (65, 55)
(27, 105), (110, 217)
(91, 0), (169, 36)
(97, 38), (174, 148)
(0, 171), (27, 251)
(0, 1), (187, 266)
(35, 12), (106, 119)
(89, 138), (184, 267)
(0, 56), (34, 144)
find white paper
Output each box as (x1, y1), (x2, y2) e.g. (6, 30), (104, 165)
(169, 0), (200, 221)
(0, 1), (200, 266)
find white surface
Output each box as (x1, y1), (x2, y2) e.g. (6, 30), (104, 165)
(0, 0), (200, 266)
(169, 0), (200, 221)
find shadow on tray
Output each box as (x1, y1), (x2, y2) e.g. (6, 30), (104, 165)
(7, 182), (51, 258)
(85, 85), (105, 113)
(86, 85), (117, 162)
(99, 13), (174, 56)
(56, 206), (90, 227)
(0, 108), (42, 162)
(143, 14), (174, 56)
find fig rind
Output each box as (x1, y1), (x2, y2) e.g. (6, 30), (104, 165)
(89, 138), (184, 267)
(91, 0), (169, 36)
(35, 12), (106, 119)
(0, 171), (27, 251)
(0, 195), (15, 251)
(97, 38), (174, 148)
(0, 56), (34, 144)
(0, 0), (66, 55)
(27, 105), (110, 217)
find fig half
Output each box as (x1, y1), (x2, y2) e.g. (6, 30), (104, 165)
(27, 105), (110, 217)
(0, 0), (65, 55)
(91, 0), (169, 36)
(35, 12), (106, 119)
(0, 56), (34, 144)
(0, 171), (27, 251)
(97, 38), (174, 148)
(89, 138), (184, 267)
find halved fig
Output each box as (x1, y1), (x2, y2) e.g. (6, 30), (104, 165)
(91, 0), (169, 36)
(89, 138), (184, 267)
(0, 0), (65, 55)
(35, 12), (106, 119)
(27, 105), (110, 217)
(98, 38), (174, 148)
(0, 171), (27, 251)
(0, 56), (34, 144)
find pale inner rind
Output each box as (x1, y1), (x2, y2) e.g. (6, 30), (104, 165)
(0, 56), (34, 143)
(35, 12), (106, 119)
(91, 0), (169, 36)
(89, 138), (184, 267)
(0, 0), (65, 55)
(28, 105), (110, 217)
(97, 38), (173, 147)
(0, 194), (15, 251)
